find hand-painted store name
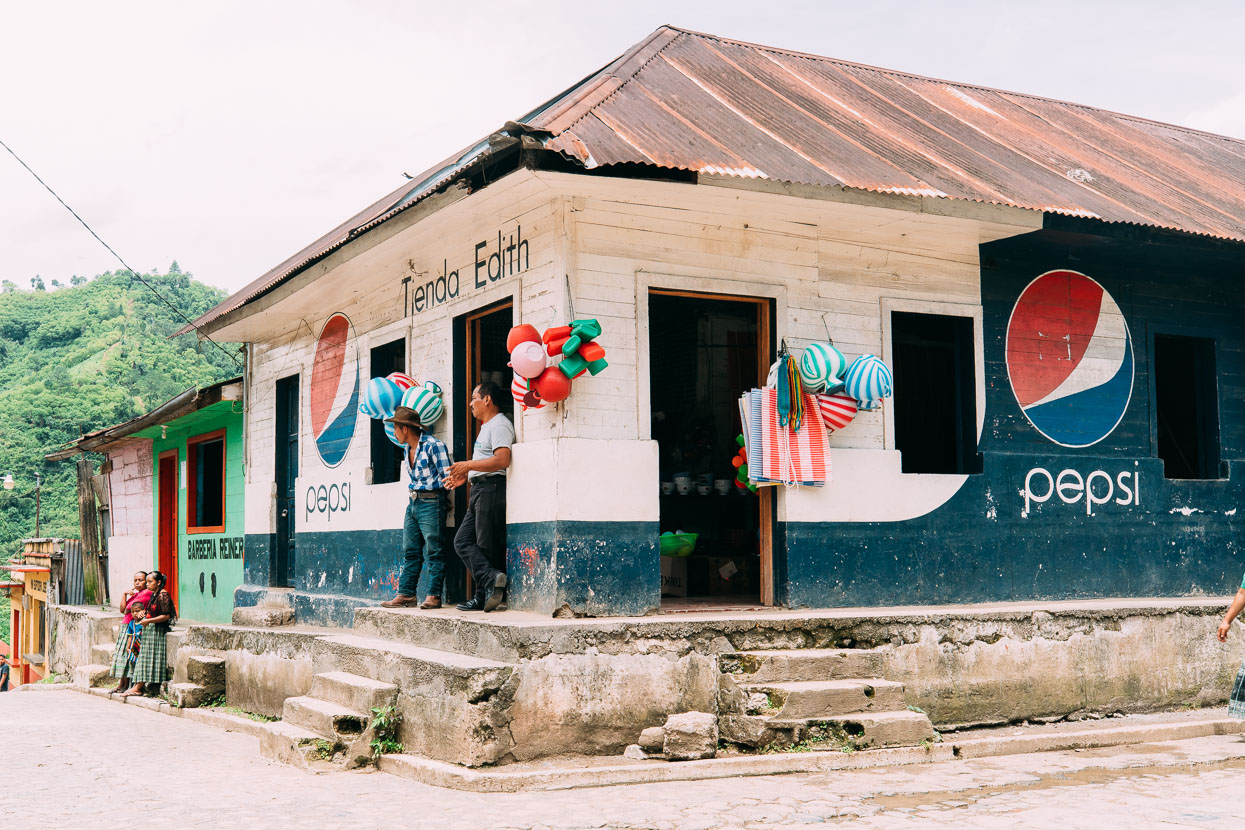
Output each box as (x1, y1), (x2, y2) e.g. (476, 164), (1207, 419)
(1022, 466), (1140, 517)
(306, 482), (351, 521)
(401, 224), (529, 315)
(187, 536), (244, 560)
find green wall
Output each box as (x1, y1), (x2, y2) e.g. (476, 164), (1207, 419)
(145, 402), (244, 623)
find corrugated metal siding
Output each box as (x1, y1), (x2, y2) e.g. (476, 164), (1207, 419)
(61, 539), (85, 606)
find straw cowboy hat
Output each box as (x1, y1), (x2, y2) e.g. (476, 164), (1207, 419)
(384, 406), (423, 430)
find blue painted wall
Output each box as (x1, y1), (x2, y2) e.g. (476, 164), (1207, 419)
(784, 225), (1243, 607)
(507, 521), (660, 616)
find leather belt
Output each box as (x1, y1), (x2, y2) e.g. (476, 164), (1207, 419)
(410, 490), (444, 500)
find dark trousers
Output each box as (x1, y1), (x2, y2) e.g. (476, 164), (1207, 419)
(454, 477), (506, 598)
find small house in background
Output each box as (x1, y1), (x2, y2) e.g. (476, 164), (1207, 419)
(48, 378), (245, 623)
(2, 538), (79, 685)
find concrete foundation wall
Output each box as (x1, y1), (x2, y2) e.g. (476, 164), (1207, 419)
(48, 605), (121, 675)
(172, 626), (318, 718)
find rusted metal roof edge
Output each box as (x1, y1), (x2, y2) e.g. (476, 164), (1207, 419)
(661, 25), (1245, 146)
(45, 377), (242, 461)
(687, 166), (1245, 245)
(178, 134), (518, 338)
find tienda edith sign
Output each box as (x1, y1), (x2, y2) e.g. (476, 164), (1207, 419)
(401, 223), (529, 316)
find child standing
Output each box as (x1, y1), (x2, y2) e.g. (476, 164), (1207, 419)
(1216, 574), (1245, 719)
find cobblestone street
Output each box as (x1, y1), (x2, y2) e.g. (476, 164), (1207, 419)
(4, 689), (1245, 829)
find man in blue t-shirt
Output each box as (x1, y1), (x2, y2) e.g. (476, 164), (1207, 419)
(381, 406), (453, 609)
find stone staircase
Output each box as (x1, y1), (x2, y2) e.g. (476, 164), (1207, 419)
(260, 670), (398, 771)
(719, 647), (936, 751)
(255, 632), (516, 771)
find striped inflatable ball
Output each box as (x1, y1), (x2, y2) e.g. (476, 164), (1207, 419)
(511, 374), (544, 411)
(360, 377), (401, 419)
(843, 354), (893, 411)
(386, 372), (416, 391)
(815, 392), (858, 432)
(798, 342), (847, 393)
(400, 385), (445, 425)
(383, 419), (404, 447)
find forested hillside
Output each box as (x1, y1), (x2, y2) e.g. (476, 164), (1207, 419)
(0, 266), (237, 641)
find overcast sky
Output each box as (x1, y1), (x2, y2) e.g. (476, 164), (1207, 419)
(3, 1), (1243, 295)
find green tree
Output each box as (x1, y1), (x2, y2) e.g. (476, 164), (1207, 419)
(0, 266), (238, 588)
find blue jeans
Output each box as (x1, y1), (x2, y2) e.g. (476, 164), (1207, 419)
(398, 493), (447, 597)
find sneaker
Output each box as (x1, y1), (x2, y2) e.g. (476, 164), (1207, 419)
(483, 572), (507, 613)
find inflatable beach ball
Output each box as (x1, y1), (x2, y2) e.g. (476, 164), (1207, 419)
(815, 392), (858, 432)
(360, 377), (401, 419)
(844, 354), (893, 411)
(386, 372), (416, 391)
(401, 385), (445, 425)
(799, 342), (847, 393)
(511, 374), (544, 411)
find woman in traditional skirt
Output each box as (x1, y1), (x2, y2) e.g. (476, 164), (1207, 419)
(110, 571), (151, 693)
(1216, 573), (1245, 719)
(120, 571), (176, 698)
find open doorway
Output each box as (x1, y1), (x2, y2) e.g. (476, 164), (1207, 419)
(649, 291), (772, 608)
(450, 298), (514, 602)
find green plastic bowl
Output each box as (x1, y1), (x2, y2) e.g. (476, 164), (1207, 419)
(659, 532), (698, 557)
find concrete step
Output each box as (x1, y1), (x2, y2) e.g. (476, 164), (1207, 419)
(73, 664), (114, 689)
(738, 679), (907, 719)
(257, 720), (352, 773)
(310, 671), (398, 715)
(312, 633), (514, 693)
(722, 648), (886, 683)
(91, 643), (116, 663)
(168, 682), (215, 709)
(351, 608), (523, 662)
(722, 708), (936, 751)
(282, 695), (370, 741)
(185, 655), (226, 692)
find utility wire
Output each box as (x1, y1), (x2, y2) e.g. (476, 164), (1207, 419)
(0, 136), (242, 369)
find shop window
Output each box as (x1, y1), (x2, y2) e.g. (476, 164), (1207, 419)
(370, 338), (406, 485)
(187, 430), (226, 532)
(891, 312), (979, 474)
(1154, 334), (1220, 479)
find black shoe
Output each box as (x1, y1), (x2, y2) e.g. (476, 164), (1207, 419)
(456, 595), (486, 611)
(483, 572), (507, 613)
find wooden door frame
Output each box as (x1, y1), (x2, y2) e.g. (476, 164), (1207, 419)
(648, 288), (776, 605)
(157, 448), (180, 609)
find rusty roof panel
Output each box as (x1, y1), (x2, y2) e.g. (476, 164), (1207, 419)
(192, 26), (1245, 335)
(543, 27), (1245, 240)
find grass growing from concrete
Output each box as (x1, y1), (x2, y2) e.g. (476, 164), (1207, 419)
(369, 704), (404, 760)
(200, 696), (279, 722)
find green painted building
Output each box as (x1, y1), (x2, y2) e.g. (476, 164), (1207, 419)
(49, 379), (245, 624)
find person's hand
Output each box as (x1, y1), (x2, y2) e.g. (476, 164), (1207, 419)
(1219, 619), (1233, 642)
(447, 461), (471, 481)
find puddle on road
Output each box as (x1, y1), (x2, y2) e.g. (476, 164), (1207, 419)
(867, 755), (1245, 813)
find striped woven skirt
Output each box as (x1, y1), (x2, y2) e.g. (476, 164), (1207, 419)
(109, 624), (140, 677)
(131, 625), (169, 684)
(1230, 660), (1245, 720)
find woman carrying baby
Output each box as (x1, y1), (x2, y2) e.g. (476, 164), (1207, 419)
(120, 571), (176, 698)
(110, 570), (151, 693)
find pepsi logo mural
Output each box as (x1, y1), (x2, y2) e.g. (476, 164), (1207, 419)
(1005, 270), (1133, 448)
(309, 313), (360, 467)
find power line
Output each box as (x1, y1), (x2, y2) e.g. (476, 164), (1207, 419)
(0, 136), (242, 370)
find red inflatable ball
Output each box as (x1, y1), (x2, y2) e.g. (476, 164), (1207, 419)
(506, 324), (542, 352)
(532, 366), (572, 403)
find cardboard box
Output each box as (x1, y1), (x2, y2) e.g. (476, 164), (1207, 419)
(660, 556), (688, 597)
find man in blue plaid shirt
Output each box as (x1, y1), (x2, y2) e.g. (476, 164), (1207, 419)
(381, 406), (453, 609)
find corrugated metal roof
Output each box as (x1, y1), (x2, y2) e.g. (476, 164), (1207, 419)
(537, 27), (1245, 240)
(189, 26), (1245, 335)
